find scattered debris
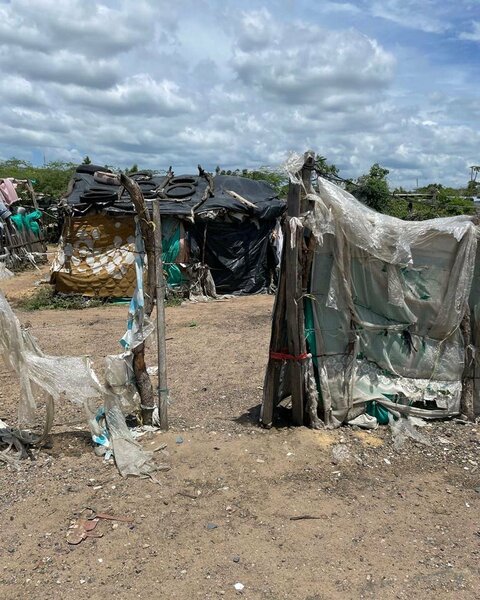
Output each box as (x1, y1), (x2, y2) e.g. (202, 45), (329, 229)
(389, 415), (431, 450)
(67, 508), (134, 545)
(348, 414), (378, 430)
(331, 444), (350, 465)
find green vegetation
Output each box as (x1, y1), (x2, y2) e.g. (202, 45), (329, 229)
(217, 167), (288, 197)
(1, 155), (476, 219)
(315, 155), (339, 179)
(347, 163), (390, 212)
(0, 158), (76, 199)
(17, 286), (103, 311)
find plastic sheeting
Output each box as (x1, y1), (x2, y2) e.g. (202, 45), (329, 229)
(65, 169), (285, 220)
(300, 174), (478, 426)
(188, 219), (278, 294)
(0, 290), (156, 477)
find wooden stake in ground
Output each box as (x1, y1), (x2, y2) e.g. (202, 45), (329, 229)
(152, 198), (169, 431)
(120, 173), (157, 425)
(261, 151), (320, 428)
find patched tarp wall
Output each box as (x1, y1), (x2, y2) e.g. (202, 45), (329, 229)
(51, 214), (189, 298)
(307, 177), (478, 425)
(51, 214), (137, 297)
(263, 170), (479, 427)
(188, 219), (278, 294)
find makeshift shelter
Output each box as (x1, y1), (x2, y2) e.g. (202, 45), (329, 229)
(0, 177), (47, 270)
(51, 165), (285, 298)
(261, 152), (480, 429)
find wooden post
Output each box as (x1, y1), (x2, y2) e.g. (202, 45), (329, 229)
(261, 242), (288, 427)
(261, 151), (322, 428)
(152, 199), (169, 431)
(284, 182), (305, 425)
(120, 173), (156, 424)
(460, 306), (475, 421)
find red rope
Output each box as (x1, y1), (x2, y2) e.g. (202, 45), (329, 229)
(270, 351), (309, 361)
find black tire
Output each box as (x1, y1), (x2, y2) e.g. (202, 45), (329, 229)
(164, 183), (196, 199)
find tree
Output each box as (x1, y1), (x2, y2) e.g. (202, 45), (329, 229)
(466, 180), (479, 197)
(82, 155), (92, 165)
(125, 163), (138, 174)
(315, 155), (339, 178)
(0, 157), (76, 199)
(348, 163), (390, 212)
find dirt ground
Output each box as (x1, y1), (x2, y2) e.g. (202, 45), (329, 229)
(1, 266), (480, 600)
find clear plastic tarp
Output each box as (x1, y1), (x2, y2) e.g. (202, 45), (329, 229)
(0, 290), (156, 476)
(296, 170), (479, 426)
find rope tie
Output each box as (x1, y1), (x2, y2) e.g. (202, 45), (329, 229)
(270, 351), (310, 361)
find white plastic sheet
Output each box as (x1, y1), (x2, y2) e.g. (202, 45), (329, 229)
(293, 168), (479, 426)
(0, 290), (156, 476)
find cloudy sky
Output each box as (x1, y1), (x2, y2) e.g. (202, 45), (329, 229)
(0, 0), (479, 188)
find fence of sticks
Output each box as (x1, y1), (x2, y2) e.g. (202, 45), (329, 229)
(261, 151), (320, 428)
(0, 179), (48, 271)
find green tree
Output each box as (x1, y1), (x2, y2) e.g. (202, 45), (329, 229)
(466, 180), (479, 197)
(315, 155), (339, 178)
(0, 157), (76, 199)
(82, 155), (92, 165)
(348, 163), (390, 212)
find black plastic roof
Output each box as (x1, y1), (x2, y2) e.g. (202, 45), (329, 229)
(65, 168), (286, 221)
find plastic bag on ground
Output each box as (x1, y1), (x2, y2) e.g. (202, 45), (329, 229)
(389, 414), (431, 450)
(0, 262), (13, 280)
(104, 401), (157, 477)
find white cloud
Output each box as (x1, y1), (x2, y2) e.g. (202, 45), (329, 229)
(370, 0), (449, 34)
(233, 11), (395, 105)
(56, 75), (195, 116)
(459, 21), (480, 42)
(0, 0), (158, 57)
(0, 0), (477, 189)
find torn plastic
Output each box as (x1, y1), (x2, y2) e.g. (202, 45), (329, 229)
(104, 400), (156, 477)
(388, 414), (431, 450)
(0, 289), (157, 477)
(272, 169), (480, 428)
(0, 262), (14, 280)
(283, 153), (305, 185)
(104, 352), (140, 414)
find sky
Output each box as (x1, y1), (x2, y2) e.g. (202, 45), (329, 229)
(0, 0), (479, 188)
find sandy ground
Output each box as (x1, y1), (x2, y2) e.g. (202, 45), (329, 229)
(1, 267), (480, 600)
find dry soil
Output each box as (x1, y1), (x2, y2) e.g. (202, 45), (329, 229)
(0, 266), (479, 600)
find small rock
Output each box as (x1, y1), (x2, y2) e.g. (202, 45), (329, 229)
(206, 523), (218, 530)
(175, 436), (184, 444)
(233, 555), (240, 563)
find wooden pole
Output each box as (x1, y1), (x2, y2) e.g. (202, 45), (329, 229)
(261, 151), (322, 428)
(152, 199), (169, 431)
(460, 306), (475, 421)
(120, 173), (156, 424)
(261, 241), (288, 427)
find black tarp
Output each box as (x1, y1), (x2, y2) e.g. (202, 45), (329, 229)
(66, 169), (285, 221)
(188, 220), (278, 294)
